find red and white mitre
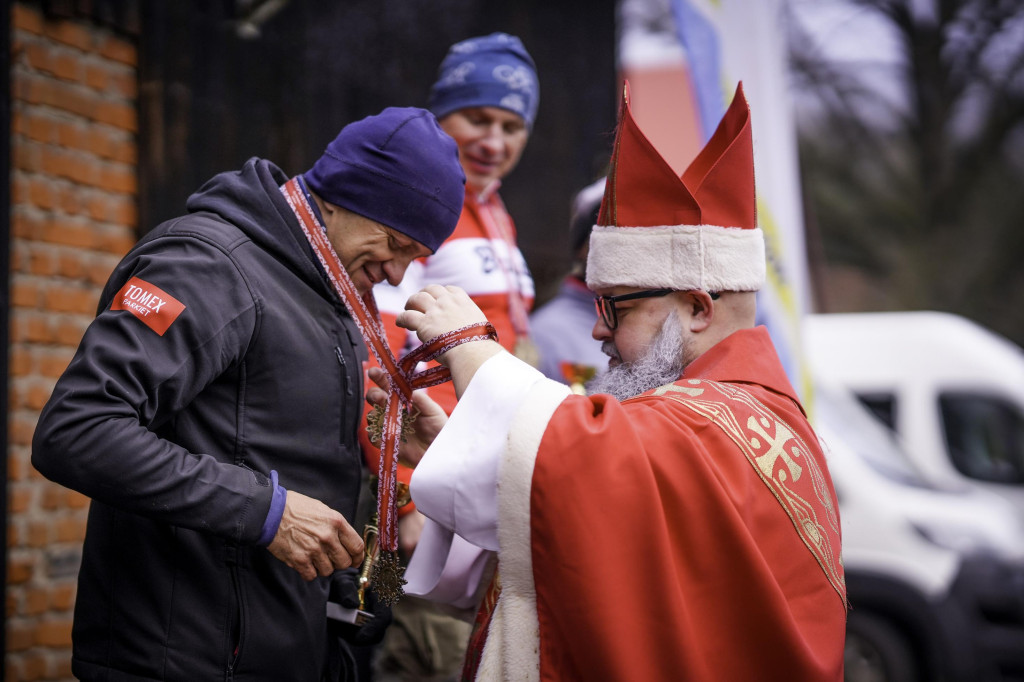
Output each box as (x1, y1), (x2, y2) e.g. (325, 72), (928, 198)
(586, 82), (765, 293)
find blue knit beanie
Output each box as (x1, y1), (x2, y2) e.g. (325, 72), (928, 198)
(427, 33), (539, 129)
(303, 107), (465, 253)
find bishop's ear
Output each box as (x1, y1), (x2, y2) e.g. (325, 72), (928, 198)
(686, 290), (716, 333)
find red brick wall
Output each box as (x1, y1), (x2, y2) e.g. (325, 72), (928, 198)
(8, 4), (137, 679)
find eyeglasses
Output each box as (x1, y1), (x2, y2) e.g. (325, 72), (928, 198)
(594, 289), (673, 330)
(594, 289), (721, 330)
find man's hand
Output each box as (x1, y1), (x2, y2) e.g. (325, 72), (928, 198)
(366, 367), (447, 466)
(328, 569), (393, 646)
(267, 491), (365, 581)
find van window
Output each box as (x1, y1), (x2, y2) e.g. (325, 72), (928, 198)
(818, 385), (927, 487)
(857, 393), (897, 431)
(939, 393), (1024, 484)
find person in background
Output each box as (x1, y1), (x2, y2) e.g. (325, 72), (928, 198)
(529, 177), (608, 392)
(373, 31), (539, 402)
(31, 107), (465, 682)
(381, 82), (848, 680)
(366, 32), (540, 682)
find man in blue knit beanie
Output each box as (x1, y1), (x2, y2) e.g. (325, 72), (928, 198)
(32, 106), (465, 681)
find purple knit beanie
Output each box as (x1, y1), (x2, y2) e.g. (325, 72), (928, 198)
(303, 107), (465, 253)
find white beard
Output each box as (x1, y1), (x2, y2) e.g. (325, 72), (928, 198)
(585, 313), (692, 401)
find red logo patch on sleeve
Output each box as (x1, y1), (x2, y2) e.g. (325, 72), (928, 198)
(111, 276), (186, 336)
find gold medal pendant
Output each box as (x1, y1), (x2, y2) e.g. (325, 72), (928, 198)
(359, 524), (406, 608)
(513, 336), (541, 368)
(365, 404), (385, 445)
(371, 550), (407, 606)
(365, 404), (418, 445)
(359, 481), (413, 608)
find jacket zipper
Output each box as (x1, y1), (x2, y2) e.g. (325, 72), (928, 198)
(335, 346), (353, 398)
(336, 345), (355, 446)
(225, 553), (244, 680)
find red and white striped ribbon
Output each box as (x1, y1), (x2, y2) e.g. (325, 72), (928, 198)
(281, 178), (496, 555)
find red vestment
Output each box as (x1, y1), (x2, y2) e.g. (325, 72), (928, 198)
(481, 327), (845, 680)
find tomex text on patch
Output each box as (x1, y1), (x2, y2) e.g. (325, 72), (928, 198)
(111, 276), (186, 336)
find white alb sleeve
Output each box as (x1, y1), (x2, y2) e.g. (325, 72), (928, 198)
(402, 520), (494, 611)
(409, 351), (547, 550)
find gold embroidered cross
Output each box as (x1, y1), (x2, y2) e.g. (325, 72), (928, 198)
(746, 415), (803, 482)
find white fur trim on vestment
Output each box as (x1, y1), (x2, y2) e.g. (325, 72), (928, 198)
(585, 224), (766, 292)
(476, 379), (572, 681)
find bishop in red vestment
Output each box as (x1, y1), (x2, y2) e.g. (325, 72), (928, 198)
(382, 81), (847, 681)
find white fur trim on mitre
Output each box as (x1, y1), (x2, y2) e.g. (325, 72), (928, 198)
(585, 223), (766, 292)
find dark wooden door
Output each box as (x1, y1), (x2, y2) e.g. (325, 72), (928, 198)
(138, 0), (617, 302)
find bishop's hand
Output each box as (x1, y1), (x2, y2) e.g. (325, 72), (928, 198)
(397, 285), (488, 348)
(397, 284), (503, 402)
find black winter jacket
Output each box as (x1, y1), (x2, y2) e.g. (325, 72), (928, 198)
(32, 159), (368, 681)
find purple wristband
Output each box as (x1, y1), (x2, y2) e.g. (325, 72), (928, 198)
(257, 470), (287, 546)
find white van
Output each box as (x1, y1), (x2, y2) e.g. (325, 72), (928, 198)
(814, 381), (1024, 681)
(805, 311), (1024, 515)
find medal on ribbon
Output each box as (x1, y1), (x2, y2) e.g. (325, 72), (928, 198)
(365, 404), (418, 446)
(281, 177), (497, 604)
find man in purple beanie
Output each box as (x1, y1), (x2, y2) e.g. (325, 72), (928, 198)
(32, 107), (465, 682)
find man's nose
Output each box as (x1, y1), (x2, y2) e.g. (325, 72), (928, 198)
(592, 317), (612, 342)
(479, 125), (504, 154)
(384, 259), (409, 287)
